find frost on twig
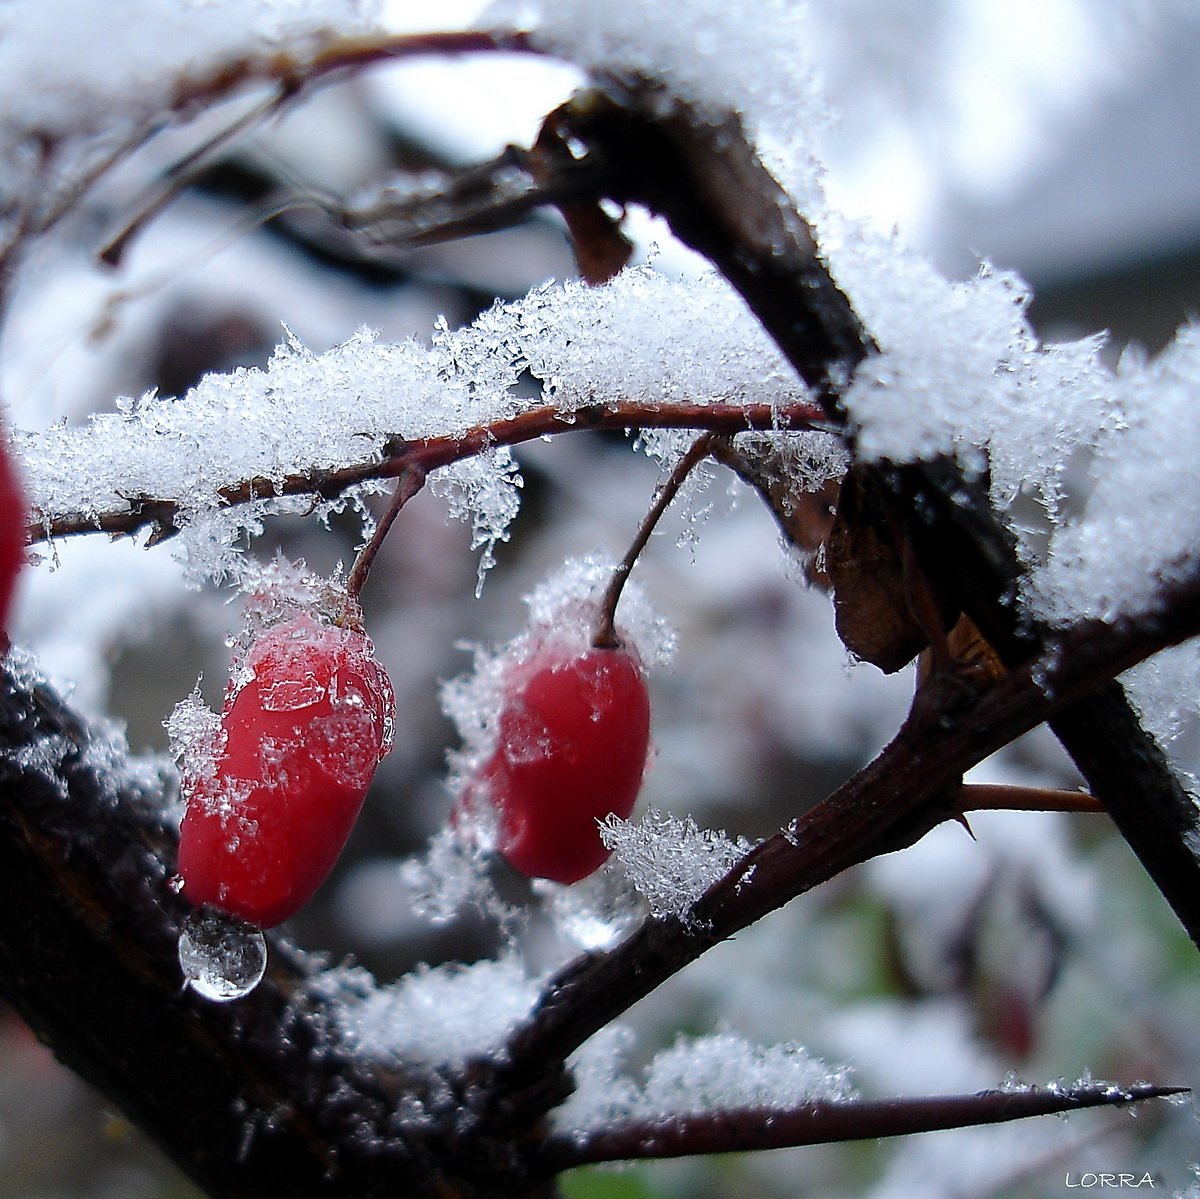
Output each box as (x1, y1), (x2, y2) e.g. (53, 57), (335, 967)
(20, 270), (825, 585)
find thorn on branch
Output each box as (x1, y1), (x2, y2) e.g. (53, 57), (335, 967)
(536, 1082), (1188, 1172)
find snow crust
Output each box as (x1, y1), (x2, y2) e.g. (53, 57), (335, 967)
(1024, 328), (1200, 624)
(317, 954), (542, 1069)
(558, 1026), (855, 1135)
(830, 221), (1200, 648)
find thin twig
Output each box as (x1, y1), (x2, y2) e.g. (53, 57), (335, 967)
(345, 464), (427, 602)
(99, 86), (294, 268)
(594, 432), (719, 647)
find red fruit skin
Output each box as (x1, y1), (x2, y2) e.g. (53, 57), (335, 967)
(481, 645), (651, 885)
(0, 423), (27, 639)
(178, 615), (394, 928)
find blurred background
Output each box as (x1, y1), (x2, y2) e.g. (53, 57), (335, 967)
(3, 1), (1200, 1196)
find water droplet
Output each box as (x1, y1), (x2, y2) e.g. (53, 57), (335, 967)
(179, 908), (267, 1002)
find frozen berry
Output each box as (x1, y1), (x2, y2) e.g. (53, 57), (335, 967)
(469, 643), (651, 885)
(177, 613), (394, 928)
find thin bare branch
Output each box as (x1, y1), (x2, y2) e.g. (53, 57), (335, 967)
(345, 464), (427, 601)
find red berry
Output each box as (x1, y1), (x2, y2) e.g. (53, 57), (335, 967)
(0, 423), (27, 639)
(177, 613), (394, 928)
(471, 644), (651, 885)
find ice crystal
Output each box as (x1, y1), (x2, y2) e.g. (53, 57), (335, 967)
(599, 807), (755, 920)
(557, 1027), (855, 1134)
(321, 954), (542, 1069)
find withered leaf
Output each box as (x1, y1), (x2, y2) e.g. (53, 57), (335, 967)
(826, 465), (959, 673)
(558, 198), (634, 285)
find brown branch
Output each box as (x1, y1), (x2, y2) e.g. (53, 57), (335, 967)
(345, 464), (427, 601)
(0, 660), (574, 1197)
(534, 88), (872, 408)
(880, 461), (1200, 950)
(28, 399), (823, 545)
(538, 1083), (1186, 1171)
(0, 666), (429, 1196)
(7, 29), (546, 276)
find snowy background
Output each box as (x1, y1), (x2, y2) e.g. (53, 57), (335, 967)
(2, 1), (1200, 1196)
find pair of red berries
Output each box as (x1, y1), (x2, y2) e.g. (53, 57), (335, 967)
(178, 611), (652, 926)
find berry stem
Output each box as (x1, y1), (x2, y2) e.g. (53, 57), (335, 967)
(345, 464), (427, 604)
(594, 432), (720, 648)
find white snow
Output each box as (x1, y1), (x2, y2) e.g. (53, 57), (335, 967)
(557, 1026), (855, 1134)
(599, 807), (754, 921)
(20, 267), (816, 587)
(1024, 326), (1200, 625)
(319, 954), (543, 1068)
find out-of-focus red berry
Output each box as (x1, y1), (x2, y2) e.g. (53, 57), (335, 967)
(178, 613), (394, 928)
(472, 644), (651, 885)
(0, 424), (27, 639)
